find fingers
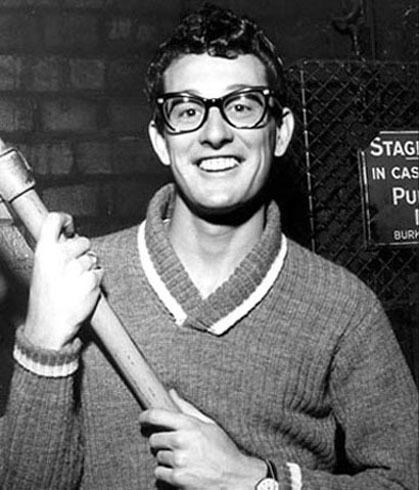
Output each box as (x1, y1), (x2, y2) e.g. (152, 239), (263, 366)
(38, 212), (74, 244)
(36, 212), (97, 266)
(75, 251), (99, 272)
(149, 430), (184, 452)
(140, 408), (192, 432)
(86, 251), (100, 268)
(86, 267), (104, 290)
(156, 450), (175, 467)
(154, 466), (177, 486)
(68, 255), (103, 293)
(140, 392), (214, 430)
(59, 236), (90, 259)
(25, 211), (104, 349)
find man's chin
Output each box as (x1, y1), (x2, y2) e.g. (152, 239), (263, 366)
(179, 189), (267, 226)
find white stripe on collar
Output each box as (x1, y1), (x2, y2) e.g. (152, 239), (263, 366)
(137, 220), (288, 335)
(138, 221), (187, 326)
(208, 235), (287, 335)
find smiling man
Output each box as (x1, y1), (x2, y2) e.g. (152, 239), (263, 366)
(1, 4), (417, 490)
(147, 52), (293, 298)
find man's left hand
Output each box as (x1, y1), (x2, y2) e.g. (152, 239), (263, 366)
(139, 389), (266, 489)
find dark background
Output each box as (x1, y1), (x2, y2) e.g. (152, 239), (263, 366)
(0, 0), (418, 412)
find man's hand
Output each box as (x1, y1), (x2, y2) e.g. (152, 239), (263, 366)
(139, 390), (266, 489)
(24, 212), (103, 350)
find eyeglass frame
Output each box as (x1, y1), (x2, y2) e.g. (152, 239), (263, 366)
(155, 86), (284, 134)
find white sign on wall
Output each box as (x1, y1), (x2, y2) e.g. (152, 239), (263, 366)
(359, 130), (419, 247)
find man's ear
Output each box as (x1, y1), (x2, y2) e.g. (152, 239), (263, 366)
(274, 109), (294, 157)
(148, 120), (171, 166)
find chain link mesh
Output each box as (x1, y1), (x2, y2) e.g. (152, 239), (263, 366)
(284, 61), (418, 375)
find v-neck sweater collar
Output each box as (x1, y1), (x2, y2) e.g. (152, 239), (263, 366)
(138, 184), (287, 335)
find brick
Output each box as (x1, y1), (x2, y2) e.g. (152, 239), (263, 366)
(103, 16), (166, 53)
(69, 59), (105, 90)
(113, 175), (168, 219)
(107, 57), (145, 93)
(0, 13), (41, 51)
(106, 17), (132, 41)
(0, 0), (55, 5)
(0, 98), (34, 132)
(135, 23), (158, 45)
(104, 16), (170, 51)
(42, 184), (99, 217)
(62, 0), (104, 7)
(108, 98), (148, 132)
(16, 143), (48, 175)
(0, 56), (22, 90)
(103, 0), (144, 10)
(132, 20), (174, 52)
(104, 0), (182, 13)
(111, 137), (164, 175)
(44, 13), (99, 51)
(111, 139), (144, 174)
(20, 142), (74, 176)
(40, 98), (98, 132)
(18, 142), (73, 176)
(75, 141), (111, 174)
(28, 56), (63, 92)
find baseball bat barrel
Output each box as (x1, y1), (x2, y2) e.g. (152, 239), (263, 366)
(0, 142), (178, 411)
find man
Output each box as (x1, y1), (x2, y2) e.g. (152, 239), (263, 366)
(0, 4), (417, 490)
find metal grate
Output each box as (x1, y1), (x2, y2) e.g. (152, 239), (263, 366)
(284, 61), (418, 376)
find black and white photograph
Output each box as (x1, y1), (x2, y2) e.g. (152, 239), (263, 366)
(0, 1), (418, 489)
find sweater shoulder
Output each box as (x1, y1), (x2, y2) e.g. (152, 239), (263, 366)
(90, 226), (144, 298)
(278, 238), (393, 359)
(284, 237), (381, 311)
(91, 226), (139, 262)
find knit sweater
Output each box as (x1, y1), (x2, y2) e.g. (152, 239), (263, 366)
(0, 184), (417, 490)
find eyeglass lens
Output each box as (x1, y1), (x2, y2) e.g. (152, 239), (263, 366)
(163, 90), (267, 132)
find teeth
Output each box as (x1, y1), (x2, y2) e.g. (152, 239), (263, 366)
(198, 157), (239, 172)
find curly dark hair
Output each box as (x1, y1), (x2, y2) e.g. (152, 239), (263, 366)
(145, 3), (286, 129)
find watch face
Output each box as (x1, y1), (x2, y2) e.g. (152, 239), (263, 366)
(256, 477), (280, 490)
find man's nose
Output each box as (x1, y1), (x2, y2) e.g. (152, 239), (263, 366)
(198, 107), (234, 147)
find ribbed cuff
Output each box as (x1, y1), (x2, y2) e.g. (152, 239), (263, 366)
(13, 325), (81, 378)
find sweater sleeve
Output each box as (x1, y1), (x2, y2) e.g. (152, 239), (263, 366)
(275, 298), (418, 490)
(0, 326), (84, 489)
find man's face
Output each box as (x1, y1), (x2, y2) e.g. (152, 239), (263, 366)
(149, 53), (293, 215)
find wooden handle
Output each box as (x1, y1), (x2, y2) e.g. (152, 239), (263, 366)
(0, 143), (178, 411)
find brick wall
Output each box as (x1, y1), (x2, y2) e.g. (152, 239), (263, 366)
(0, 0), (180, 240)
(0, 0), (416, 235)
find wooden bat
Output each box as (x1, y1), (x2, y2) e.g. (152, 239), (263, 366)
(0, 139), (179, 412)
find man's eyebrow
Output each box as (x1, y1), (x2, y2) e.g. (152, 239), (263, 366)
(227, 83), (261, 91)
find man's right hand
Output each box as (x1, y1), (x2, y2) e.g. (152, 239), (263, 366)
(24, 212), (103, 351)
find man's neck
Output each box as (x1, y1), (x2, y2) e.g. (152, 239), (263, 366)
(167, 198), (266, 298)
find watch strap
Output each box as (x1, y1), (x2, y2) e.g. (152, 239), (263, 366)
(266, 459), (278, 480)
(255, 459), (279, 490)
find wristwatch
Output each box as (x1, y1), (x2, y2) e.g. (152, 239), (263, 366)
(255, 459), (279, 490)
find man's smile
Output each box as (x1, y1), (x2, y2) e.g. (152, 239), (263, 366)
(196, 156), (241, 173)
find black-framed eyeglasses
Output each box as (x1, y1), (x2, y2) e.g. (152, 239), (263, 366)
(156, 86), (281, 134)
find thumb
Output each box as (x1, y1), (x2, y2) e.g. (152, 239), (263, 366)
(169, 389), (215, 424)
